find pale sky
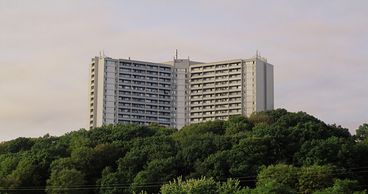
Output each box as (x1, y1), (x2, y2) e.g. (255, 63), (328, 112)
(0, 0), (367, 141)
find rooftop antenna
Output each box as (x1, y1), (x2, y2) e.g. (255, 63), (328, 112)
(100, 50), (106, 58)
(256, 50), (259, 58)
(175, 49), (178, 60)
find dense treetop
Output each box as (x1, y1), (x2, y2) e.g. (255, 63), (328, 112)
(0, 109), (367, 194)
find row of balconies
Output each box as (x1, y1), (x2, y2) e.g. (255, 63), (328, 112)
(118, 101), (171, 108)
(119, 75), (172, 82)
(191, 82), (242, 89)
(119, 74), (170, 82)
(195, 96), (242, 102)
(118, 82), (171, 89)
(119, 63), (172, 72)
(119, 96), (171, 102)
(120, 89), (171, 96)
(190, 93), (242, 101)
(190, 77), (241, 84)
(191, 83), (241, 91)
(190, 100), (241, 106)
(190, 63), (241, 72)
(119, 98), (171, 104)
(119, 108), (171, 116)
(117, 114), (171, 121)
(119, 112), (171, 118)
(118, 119), (172, 127)
(190, 110), (241, 117)
(190, 101), (239, 109)
(118, 70), (172, 77)
(190, 105), (241, 111)
(190, 92), (241, 99)
(119, 67), (172, 74)
(118, 84), (172, 91)
(190, 115), (233, 121)
(191, 69), (242, 78)
(119, 77), (171, 83)
(120, 92), (171, 98)
(118, 117), (171, 123)
(190, 85), (241, 94)
(118, 88), (171, 96)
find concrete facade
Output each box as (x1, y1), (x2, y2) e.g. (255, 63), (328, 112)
(89, 54), (273, 129)
(89, 56), (174, 129)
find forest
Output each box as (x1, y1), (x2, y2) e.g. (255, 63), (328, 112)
(0, 109), (368, 194)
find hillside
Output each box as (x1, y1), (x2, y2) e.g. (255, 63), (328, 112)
(0, 109), (367, 194)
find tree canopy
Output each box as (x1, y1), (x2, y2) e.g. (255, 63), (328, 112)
(0, 109), (367, 194)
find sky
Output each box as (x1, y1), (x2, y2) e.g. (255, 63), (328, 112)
(0, 0), (367, 141)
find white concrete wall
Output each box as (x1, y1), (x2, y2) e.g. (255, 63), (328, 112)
(266, 64), (274, 110)
(172, 59), (191, 129)
(255, 59), (266, 111)
(104, 60), (117, 125)
(245, 60), (256, 116)
(175, 68), (187, 129)
(96, 57), (105, 127)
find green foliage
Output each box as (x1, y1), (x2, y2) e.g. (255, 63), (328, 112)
(160, 177), (218, 194)
(313, 179), (365, 194)
(228, 136), (272, 177)
(0, 109), (367, 193)
(253, 180), (297, 194)
(257, 164), (298, 189)
(217, 178), (252, 194)
(356, 123), (368, 142)
(248, 111), (274, 125)
(295, 137), (353, 166)
(194, 150), (231, 179)
(297, 165), (335, 194)
(224, 115), (253, 135)
(177, 120), (226, 137)
(0, 137), (34, 154)
(46, 169), (86, 194)
(99, 167), (125, 194)
(131, 157), (178, 193)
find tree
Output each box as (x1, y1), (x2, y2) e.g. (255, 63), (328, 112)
(0, 137), (34, 154)
(176, 133), (231, 177)
(46, 169), (86, 194)
(228, 136), (272, 180)
(194, 151), (231, 180)
(160, 177), (217, 194)
(0, 110), (367, 193)
(131, 157), (178, 193)
(224, 115), (253, 135)
(217, 178), (252, 194)
(5, 155), (43, 190)
(355, 123), (368, 142)
(313, 179), (365, 194)
(295, 137), (353, 167)
(99, 167), (126, 194)
(257, 164), (298, 189)
(297, 165), (335, 194)
(253, 180), (297, 194)
(177, 120), (226, 137)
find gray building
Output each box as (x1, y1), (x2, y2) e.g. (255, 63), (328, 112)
(89, 53), (273, 129)
(189, 57), (273, 124)
(89, 56), (175, 129)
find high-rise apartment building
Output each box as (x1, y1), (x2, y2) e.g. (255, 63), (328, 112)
(189, 58), (273, 124)
(89, 53), (273, 129)
(89, 57), (175, 129)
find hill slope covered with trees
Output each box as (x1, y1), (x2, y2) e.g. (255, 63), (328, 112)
(0, 109), (368, 194)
